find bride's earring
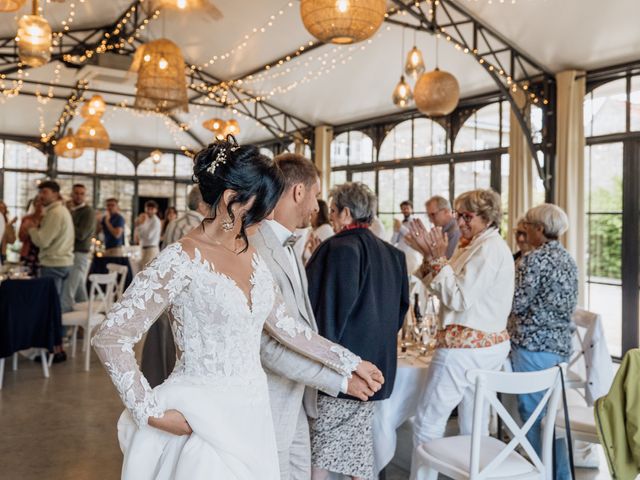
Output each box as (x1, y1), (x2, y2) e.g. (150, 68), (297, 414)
(221, 217), (235, 232)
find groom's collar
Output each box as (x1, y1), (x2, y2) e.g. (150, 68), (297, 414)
(265, 219), (293, 246)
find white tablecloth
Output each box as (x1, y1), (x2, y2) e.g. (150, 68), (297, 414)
(328, 353), (432, 479)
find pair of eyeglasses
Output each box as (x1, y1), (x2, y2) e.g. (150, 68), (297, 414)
(453, 210), (475, 223)
(515, 230), (527, 238)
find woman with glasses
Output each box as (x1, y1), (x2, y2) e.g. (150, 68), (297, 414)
(405, 189), (514, 477)
(508, 203), (577, 480)
(513, 216), (532, 263)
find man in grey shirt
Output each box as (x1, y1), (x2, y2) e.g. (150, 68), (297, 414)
(426, 195), (461, 259)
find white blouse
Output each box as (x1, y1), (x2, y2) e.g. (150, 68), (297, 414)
(421, 227), (515, 334)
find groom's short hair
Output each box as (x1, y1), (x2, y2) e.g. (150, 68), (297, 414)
(274, 153), (319, 190)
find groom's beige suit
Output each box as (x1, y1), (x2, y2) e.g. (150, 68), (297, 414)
(251, 221), (346, 480)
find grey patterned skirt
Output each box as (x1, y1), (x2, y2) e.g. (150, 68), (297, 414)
(309, 395), (375, 478)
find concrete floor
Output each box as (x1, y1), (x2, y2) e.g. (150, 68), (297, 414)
(0, 352), (614, 480)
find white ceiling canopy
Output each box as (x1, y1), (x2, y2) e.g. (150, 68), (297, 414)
(0, 0), (638, 150)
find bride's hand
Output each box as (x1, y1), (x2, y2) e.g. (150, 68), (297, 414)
(148, 409), (193, 436)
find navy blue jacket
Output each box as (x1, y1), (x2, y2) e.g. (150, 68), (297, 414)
(306, 227), (409, 401)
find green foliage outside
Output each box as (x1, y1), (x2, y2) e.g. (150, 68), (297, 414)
(588, 177), (622, 280)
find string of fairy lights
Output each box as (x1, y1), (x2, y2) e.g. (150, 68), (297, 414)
(0, 0), (548, 152)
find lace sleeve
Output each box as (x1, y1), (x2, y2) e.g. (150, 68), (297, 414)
(91, 244), (188, 427)
(263, 293), (361, 378)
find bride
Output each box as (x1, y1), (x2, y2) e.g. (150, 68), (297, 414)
(92, 139), (364, 479)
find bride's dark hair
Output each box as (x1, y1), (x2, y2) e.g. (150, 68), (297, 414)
(193, 136), (285, 252)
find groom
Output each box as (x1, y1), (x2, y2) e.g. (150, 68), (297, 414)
(251, 153), (383, 480)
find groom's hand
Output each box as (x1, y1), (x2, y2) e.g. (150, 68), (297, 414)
(346, 374), (375, 401)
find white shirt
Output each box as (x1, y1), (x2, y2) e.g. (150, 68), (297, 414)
(136, 214), (161, 247)
(424, 227), (515, 333)
(369, 216), (387, 241)
(265, 219), (349, 394)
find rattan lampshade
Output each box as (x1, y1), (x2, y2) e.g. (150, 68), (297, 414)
(76, 117), (110, 150)
(54, 129), (84, 159)
(17, 14), (52, 67)
(202, 117), (226, 136)
(131, 39), (189, 114)
(414, 68), (460, 117)
(222, 119), (240, 137)
(300, 0), (386, 44)
(80, 95), (106, 119)
(0, 0), (26, 12)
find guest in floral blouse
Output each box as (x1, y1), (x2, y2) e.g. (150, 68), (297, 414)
(509, 203), (577, 480)
(405, 189), (514, 477)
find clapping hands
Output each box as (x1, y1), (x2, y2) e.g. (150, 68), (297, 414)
(404, 219), (448, 260)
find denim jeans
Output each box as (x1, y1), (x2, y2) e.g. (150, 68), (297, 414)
(61, 252), (91, 313)
(510, 346), (571, 480)
(40, 266), (71, 298)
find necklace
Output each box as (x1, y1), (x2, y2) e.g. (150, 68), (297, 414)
(202, 228), (241, 254)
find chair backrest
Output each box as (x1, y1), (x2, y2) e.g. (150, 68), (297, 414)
(106, 263), (128, 300)
(87, 272), (118, 316)
(466, 365), (565, 480)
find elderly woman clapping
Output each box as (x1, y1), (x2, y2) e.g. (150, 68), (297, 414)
(508, 203), (577, 480)
(405, 189), (515, 477)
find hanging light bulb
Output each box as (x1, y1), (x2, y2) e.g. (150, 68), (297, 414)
(222, 119), (240, 137)
(158, 57), (169, 70)
(336, 0), (349, 13)
(151, 149), (163, 164)
(405, 45), (426, 78)
(80, 95), (106, 119)
(16, 1), (52, 68)
(392, 75), (413, 108)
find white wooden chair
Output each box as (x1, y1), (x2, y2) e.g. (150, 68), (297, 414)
(106, 263), (129, 301)
(0, 350), (49, 390)
(62, 272), (117, 371)
(413, 365), (564, 480)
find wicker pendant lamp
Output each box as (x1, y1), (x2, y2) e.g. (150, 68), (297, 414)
(0, 0), (26, 12)
(145, 0), (222, 19)
(54, 128), (84, 159)
(131, 39), (189, 114)
(300, 0), (386, 44)
(222, 119), (240, 137)
(202, 117), (226, 136)
(80, 95), (106, 119)
(16, 1), (52, 68)
(76, 117), (110, 150)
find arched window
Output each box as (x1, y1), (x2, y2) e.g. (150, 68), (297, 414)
(286, 142), (312, 158)
(379, 120), (413, 161)
(175, 154), (194, 179)
(57, 148), (96, 174)
(454, 101), (506, 153)
(330, 131), (374, 166)
(330, 133), (349, 167)
(3, 140), (47, 170)
(96, 150), (135, 176)
(584, 78), (627, 136)
(413, 118), (448, 157)
(137, 153), (175, 177)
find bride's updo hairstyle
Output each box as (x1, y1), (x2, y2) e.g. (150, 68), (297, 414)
(193, 136), (285, 251)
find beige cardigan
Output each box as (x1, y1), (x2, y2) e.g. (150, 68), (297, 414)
(421, 227), (515, 334)
(28, 201), (74, 267)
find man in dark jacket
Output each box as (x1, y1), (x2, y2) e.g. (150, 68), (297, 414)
(62, 184), (95, 312)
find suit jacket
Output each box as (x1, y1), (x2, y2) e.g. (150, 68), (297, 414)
(306, 227), (409, 401)
(250, 222), (345, 452)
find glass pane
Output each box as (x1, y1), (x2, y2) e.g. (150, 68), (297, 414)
(175, 183), (192, 213)
(351, 170), (376, 192)
(454, 103), (501, 153)
(348, 131), (374, 165)
(331, 133), (349, 167)
(501, 154), (509, 234)
(57, 175), (94, 207)
(286, 142), (311, 158)
(0, 139), (4, 169)
(586, 282), (622, 358)
(631, 75), (640, 132)
(379, 120), (412, 161)
(330, 170), (346, 189)
(501, 100), (510, 147)
(4, 141), (47, 170)
(585, 143), (623, 213)
(137, 153), (175, 177)
(413, 118), (447, 157)
(413, 164), (450, 211)
(96, 150), (135, 176)
(530, 105), (543, 144)
(584, 79), (627, 136)
(259, 147), (274, 159)
(175, 154), (194, 178)
(454, 160), (491, 196)
(56, 149), (96, 174)
(377, 168), (409, 213)
(2, 171), (43, 218)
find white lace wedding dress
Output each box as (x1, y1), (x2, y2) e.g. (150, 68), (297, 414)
(92, 242), (359, 480)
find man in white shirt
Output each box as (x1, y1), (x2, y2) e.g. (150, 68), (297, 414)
(391, 200), (422, 273)
(162, 186), (209, 248)
(250, 153), (383, 480)
(135, 200), (161, 266)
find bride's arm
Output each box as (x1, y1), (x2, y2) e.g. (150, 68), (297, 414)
(91, 244), (187, 428)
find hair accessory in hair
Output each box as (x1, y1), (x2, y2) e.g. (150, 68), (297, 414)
(207, 148), (227, 176)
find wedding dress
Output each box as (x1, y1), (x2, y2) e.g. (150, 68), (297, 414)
(92, 242), (359, 480)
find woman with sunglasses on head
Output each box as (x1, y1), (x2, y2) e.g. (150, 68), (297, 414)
(404, 189), (514, 478)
